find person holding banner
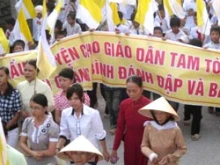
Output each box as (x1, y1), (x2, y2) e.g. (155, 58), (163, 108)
(0, 67), (22, 148)
(19, 94), (59, 165)
(111, 75), (151, 165)
(17, 59), (54, 118)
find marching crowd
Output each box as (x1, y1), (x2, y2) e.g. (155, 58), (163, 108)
(1, 0), (220, 165)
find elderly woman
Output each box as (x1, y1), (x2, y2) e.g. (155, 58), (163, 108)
(19, 94), (59, 165)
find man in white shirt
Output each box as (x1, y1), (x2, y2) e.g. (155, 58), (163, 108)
(33, 5), (43, 44)
(165, 17), (189, 43)
(115, 11), (130, 34)
(62, 11), (82, 36)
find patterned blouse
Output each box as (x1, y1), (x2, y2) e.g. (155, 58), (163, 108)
(21, 116), (59, 165)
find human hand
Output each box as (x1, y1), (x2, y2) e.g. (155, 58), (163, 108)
(110, 150), (119, 164)
(103, 150), (110, 162)
(31, 151), (43, 160)
(158, 155), (169, 165)
(115, 29), (120, 34)
(22, 111), (30, 118)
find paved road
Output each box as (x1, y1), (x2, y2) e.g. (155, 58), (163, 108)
(96, 88), (220, 165)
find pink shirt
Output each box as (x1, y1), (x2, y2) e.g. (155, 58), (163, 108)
(54, 91), (90, 111)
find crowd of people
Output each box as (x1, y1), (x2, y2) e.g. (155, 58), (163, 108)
(0, 0), (220, 165)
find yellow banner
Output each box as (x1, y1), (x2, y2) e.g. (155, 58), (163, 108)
(1, 32), (220, 107)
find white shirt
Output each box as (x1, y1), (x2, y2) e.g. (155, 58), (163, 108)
(129, 25), (149, 35)
(189, 26), (199, 39)
(17, 79), (54, 112)
(115, 24), (129, 33)
(33, 17), (42, 41)
(58, 0), (74, 23)
(60, 105), (106, 149)
(62, 22), (82, 36)
(165, 29), (189, 43)
(154, 16), (169, 33)
(203, 41), (220, 50)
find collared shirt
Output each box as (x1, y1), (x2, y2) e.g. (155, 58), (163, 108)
(0, 83), (22, 122)
(203, 41), (220, 50)
(165, 29), (189, 43)
(62, 22), (82, 36)
(54, 90), (90, 111)
(17, 79), (54, 112)
(59, 105), (106, 149)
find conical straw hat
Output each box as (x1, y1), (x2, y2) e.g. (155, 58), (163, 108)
(57, 135), (103, 162)
(138, 97), (180, 121)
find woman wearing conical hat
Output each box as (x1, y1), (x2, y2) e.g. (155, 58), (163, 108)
(139, 97), (187, 165)
(57, 135), (103, 165)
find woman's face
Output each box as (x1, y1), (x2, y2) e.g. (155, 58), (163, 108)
(24, 64), (37, 82)
(30, 101), (46, 118)
(58, 76), (73, 91)
(69, 93), (83, 111)
(0, 69), (9, 86)
(126, 82), (143, 101)
(153, 111), (171, 124)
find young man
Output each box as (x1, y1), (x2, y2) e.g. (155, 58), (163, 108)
(54, 68), (90, 124)
(0, 67), (22, 148)
(11, 39), (25, 53)
(165, 17), (189, 43)
(203, 26), (220, 50)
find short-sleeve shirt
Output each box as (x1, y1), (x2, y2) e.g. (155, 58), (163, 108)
(0, 83), (22, 122)
(54, 90), (90, 111)
(21, 116), (59, 164)
(62, 22), (82, 36)
(17, 79), (54, 112)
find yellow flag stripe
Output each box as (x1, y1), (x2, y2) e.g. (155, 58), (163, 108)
(164, 0), (173, 16)
(23, 0), (36, 18)
(135, 0), (151, 25)
(94, 0), (106, 8)
(80, 0), (102, 22)
(18, 10), (33, 43)
(110, 3), (120, 25)
(196, 0), (205, 26)
(0, 28), (9, 54)
(42, 0), (47, 18)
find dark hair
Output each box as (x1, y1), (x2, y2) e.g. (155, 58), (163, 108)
(210, 26), (220, 35)
(118, 11), (123, 21)
(26, 59), (40, 73)
(158, 4), (164, 11)
(2, 120), (8, 137)
(189, 39), (202, 47)
(170, 17), (181, 27)
(31, 93), (48, 107)
(154, 26), (163, 33)
(66, 83), (84, 102)
(55, 19), (63, 31)
(126, 75), (143, 87)
(56, 30), (67, 38)
(0, 67), (9, 75)
(67, 11), (76, 20)
(59, 68), (75, 81)
(12, 39), (25, 50)
(5, 17), (15, 26)
(46, 1), (55, 14)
